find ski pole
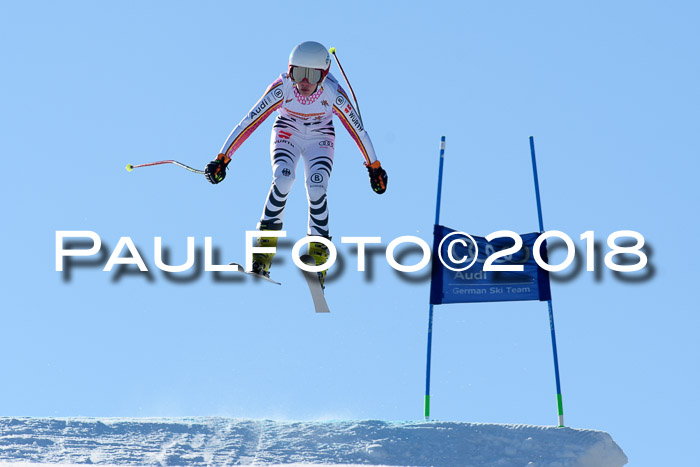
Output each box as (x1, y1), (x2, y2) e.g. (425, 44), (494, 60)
(329, 47), (364, 126)
(125, 160), (205, 175)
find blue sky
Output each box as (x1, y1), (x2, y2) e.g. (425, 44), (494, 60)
(1, 1), (698, 465)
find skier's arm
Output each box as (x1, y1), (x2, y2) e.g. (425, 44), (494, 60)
(332, 86), (378, 166)
(206, 78), (284, 185)
(333, 86), (386, 194)
(219, 78), (284, 158)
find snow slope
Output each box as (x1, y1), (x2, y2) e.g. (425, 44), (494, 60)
(0, 417), (627, 466)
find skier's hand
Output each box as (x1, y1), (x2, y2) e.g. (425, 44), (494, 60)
(366, 160), (387, 194)
(205, 153), (231, 184)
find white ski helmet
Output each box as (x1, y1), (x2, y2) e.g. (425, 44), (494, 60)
(288, 41), (331, 84)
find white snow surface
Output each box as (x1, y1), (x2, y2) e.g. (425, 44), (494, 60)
(0, 417), (627, 466)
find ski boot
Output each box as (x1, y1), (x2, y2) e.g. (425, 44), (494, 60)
(308, 238), (331, 289)
(252, 222), (282, 278)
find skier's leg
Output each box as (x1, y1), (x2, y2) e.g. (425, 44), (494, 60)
(251, 220), (283, 277)
(302, 138), (334, 238)
(307, 238), (331, 288)
(252, 132), (301, 276)
(302, 136), (335, 287)
(259, 132), (301, 228)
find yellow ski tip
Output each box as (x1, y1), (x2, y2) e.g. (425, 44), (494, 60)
(126, 164), (134, 172)
(329, 47), (336, 54)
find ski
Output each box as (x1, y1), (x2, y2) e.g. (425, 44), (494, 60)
(228, 263), (281, 285)
(300, 254), (330, 313)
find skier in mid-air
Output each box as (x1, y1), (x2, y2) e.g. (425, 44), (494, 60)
(204, 41), (387, 287)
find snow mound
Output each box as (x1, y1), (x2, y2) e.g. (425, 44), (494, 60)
(0, 417), (627, 466)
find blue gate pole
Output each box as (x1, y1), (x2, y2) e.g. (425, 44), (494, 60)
(425, 136), (446, 420)
(529, 136), (565, 427)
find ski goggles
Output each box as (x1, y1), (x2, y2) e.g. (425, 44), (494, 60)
(289, 66), (326, 85)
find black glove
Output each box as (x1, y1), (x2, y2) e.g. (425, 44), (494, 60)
(366, 160), (387, 194)
(205, 153), (231, 184)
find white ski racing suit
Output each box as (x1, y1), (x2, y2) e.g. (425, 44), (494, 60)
(219, 72), (378, 237)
